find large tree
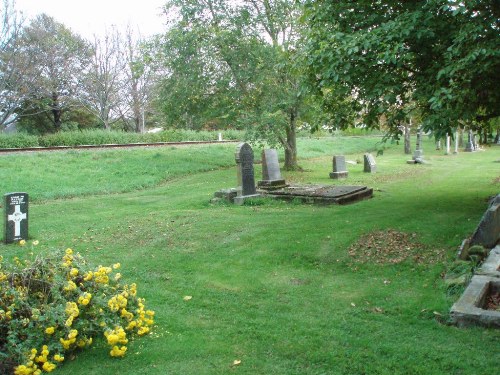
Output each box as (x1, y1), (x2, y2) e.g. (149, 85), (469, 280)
(17, 14), (91, 132)
(303, 0), (500, 136)
(0, 0), (32, 127)
(158, 0), (310, 169)
(79, 29), (127, 130)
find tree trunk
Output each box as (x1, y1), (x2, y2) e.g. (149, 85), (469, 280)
(283, 108), (298, 170)
(51, 92), (62, 131)
(404, 124), (411, 154)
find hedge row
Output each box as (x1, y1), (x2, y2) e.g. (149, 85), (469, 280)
(0, 129), (245, 149)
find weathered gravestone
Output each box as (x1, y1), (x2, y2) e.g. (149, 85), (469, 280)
(4, 192), (28, 244)
(330, 155), (348, 179)
(469, 194), (500, 249)
(363, 153), (377, 173)
(465, 130), (475, 152)
(234, 143), (260, 205)
(257, 149), (287, 190)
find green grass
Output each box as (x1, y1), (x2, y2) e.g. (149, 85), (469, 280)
(1, 137), (499, 374)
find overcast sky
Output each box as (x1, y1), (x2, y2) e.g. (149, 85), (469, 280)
(15, 0), (168, 39)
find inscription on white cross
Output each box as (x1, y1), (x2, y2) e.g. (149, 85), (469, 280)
(8, 204), (27, 236)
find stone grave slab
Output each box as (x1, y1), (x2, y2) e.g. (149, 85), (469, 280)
(450, 275), (500, 328)
(4, 192), (29, 244)
(261, 185), (373, 205)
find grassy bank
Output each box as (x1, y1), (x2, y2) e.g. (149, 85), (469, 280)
(1, 137), (499, 374)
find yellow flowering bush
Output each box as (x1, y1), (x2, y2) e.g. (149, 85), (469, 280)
(0, 246), (155, 374)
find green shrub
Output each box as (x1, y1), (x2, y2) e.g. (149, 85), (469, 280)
(0, 134), (39, 149)
(0, 129), (244, 149)
(0, 243), (154, 375)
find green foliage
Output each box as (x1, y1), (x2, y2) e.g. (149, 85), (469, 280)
(1, 137), (500, 374)
(0, 129), (244, 149)
(0, 245), (154, 374)
(0, 133), (39, 148)
(303, 0), (500, 135)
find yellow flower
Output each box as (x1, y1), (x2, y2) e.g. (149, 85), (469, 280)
(19, 240), (26, 246)
(69, 268), (79, 277)
(113, 263), (121, 269)
(42, 361), (56, 372)
(45, 326), (55, 335)
(53, 354), (64, 362)
(32, 240), (39, 246)
(110, 345), (127, 357)
(65, 248), (73, 255)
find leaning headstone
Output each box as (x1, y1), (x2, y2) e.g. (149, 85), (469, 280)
(257, 149), (287, 190)
(363, 153), (377, 173)
(469, 194), (500, 249)
(234, 143), (260, 205)
(330, 155), (348, 179)
(4, 192), (29, 244)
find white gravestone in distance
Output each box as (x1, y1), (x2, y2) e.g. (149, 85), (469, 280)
(4, 192), (29, 244)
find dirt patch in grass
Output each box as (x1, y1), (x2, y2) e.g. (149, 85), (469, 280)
(348, 229), (447, 264)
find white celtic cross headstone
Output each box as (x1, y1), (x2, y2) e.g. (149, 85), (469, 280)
(4, 192), (29, 243)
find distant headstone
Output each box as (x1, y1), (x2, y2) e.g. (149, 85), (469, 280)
(218, 132), (223, 141)
(445, 134), (451, 155)
(363, 153), (377, 173)
(234, 143), (260, 204)
(330, 155), (348, 179)
(4, 192), (29, 244)
(454, 130), (459, 154)
(409, 127), (425, 163)
(436, 140), (441, 150)
(258, 149), (287, 189)
(465, 130), (474, 152)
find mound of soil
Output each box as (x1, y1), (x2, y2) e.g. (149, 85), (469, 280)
(348, 229), (446, 264)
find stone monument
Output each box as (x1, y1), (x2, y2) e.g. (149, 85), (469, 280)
(465, 130), (474, 152)
(257, 149), (287, 190)
(234, 143), (260, 205)
(408, 127), (425, 164)
(330, 155), (348, 179)
(363, 153), (377, 173)
(4, 192), (29, 244)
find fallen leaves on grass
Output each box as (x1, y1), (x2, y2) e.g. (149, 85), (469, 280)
(348, 229), (447, 265)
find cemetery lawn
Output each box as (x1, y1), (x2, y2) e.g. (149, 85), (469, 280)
(1, 137), (499, 375)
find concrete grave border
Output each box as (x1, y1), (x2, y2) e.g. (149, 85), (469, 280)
(450, 275), (500, 328)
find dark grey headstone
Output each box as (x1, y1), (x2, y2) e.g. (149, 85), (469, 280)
(363, 153), (377, 173)
(235, 143), (257, 196)
(4, 192), (29, 244)
(330, 155), (348, 179)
